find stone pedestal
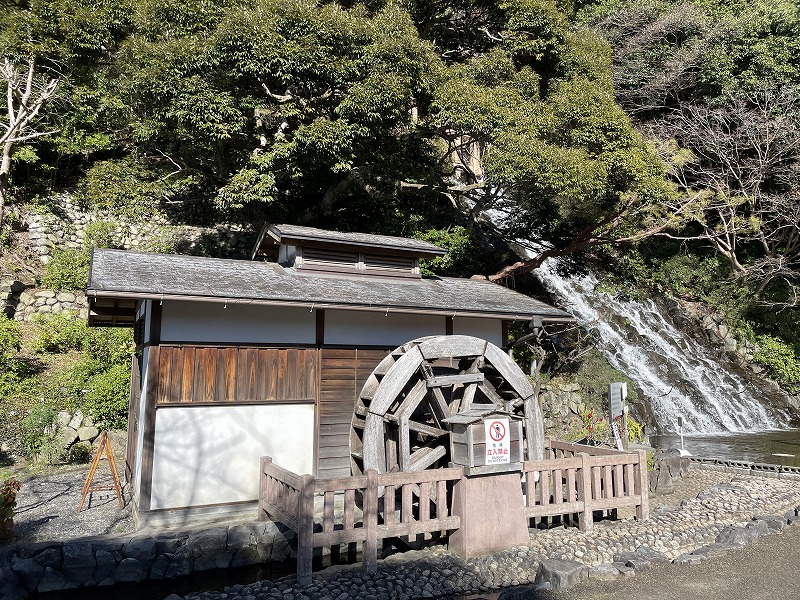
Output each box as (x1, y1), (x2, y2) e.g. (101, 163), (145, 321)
(448, 472), (529, 558)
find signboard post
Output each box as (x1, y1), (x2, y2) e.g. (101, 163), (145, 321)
(609, 383), (628, 450)
(484, 418), (510, 465)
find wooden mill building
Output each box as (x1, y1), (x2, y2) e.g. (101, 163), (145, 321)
(86, 224), (571, 526)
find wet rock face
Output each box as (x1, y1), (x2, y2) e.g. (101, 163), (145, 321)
(656, 296), (798, 420)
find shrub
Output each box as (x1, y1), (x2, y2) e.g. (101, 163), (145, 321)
(83, 363), (130, 430)
(0, 314), (20, 371)
(84, 220), (124, 250)
(754, 335), (800, 394)
(41, 248), (90, 291)
(68, 443), (93, 464)
(30, 311), (87, 353)
(84, 327), (133, 369)
(21, 402), (63, 463)
(0, 478), (22, 541)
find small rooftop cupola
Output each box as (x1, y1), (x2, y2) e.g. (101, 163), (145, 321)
(252, 223), (447, 279)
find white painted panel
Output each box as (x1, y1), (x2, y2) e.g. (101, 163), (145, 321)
(150, 404), (314, 510)
(325, 310), (445, 346)
(453, 317), (503, 348)
(160, 301), (315, 344)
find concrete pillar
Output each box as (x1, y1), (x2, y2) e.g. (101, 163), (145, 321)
(449, 472), (529, 558)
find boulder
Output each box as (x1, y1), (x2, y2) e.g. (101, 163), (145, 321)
(77, 426), (100, 442)
(114, 558), (148, 583)
(123, 538), (156, 562)
(534, 559), (588, 591)
(165, 545), (193, 578)
(588, 563), (623, 580)
(187, 528), (228, 558)
(716, 525), (761, 546)
(10, 557), (45, 592)
(37, 567), (79, 593)
(753, 515), (786, 531)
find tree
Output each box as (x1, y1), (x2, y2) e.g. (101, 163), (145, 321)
(658, 88), (800, 307)
(1, 57), (59, 229)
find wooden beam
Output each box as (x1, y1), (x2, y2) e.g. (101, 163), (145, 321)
(425, 373), (484, 387)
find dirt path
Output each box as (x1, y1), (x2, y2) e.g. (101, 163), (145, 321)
(542, 523), (800, 600)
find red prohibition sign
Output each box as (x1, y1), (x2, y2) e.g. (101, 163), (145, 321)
(488, 420), (506, 442)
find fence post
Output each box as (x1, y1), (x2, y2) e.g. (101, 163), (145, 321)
(635, 449), (650, 521)
(364, 469), (379, 574)
(297, 474), (315, 586)
(577, 452), (593, 532)
(258, 457), (272, 521)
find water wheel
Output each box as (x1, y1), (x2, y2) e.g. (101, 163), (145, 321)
(350, 335), (545, 476)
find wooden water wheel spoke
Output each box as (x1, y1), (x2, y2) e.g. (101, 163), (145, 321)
(350, 335), (544, 478)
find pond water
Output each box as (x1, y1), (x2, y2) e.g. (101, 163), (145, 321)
(651, 429), (800, 467)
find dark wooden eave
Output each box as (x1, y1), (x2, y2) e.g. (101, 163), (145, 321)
(252, 223), (448, 260)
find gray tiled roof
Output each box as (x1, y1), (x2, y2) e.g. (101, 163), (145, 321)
(88, 249), (572, 321)
(268, 224), (447, 256)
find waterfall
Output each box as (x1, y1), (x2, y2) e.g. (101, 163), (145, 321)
(535, 261), (784, 434)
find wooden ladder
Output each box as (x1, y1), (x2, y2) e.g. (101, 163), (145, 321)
(77, 431), (124, 513)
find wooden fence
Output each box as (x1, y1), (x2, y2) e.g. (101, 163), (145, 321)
(259, 440), (649, 583)
(259, 457), (463, 585)
(523, 439), (649, 531)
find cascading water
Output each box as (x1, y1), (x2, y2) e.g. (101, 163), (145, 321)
(535, 260), (784, 434)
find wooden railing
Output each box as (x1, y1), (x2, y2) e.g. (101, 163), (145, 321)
(523, 439), (649, 531)
(259, 457), (463, 585)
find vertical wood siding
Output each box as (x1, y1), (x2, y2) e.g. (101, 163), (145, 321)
(153, 346), (318, 404)
(318, 348), (389, 479)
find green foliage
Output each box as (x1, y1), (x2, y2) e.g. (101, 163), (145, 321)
(84, 327), (133, 369)
(0, 314), (21, 373)
(413, 226), (484, 277)
(21, 402), (63, 463)
(41, 248), (90, 291)
(76, 158), (186, 219)
(84, 220), (123, 250)
(30, 311), (87, 353)
(573, 349), (638, 404)
(753, 335), (800, 394)
(83, 363), (130, 429)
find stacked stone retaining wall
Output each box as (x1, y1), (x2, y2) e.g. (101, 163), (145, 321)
(0, 521), (293, 600)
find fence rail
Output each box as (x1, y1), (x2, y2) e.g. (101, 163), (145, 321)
(525, 439), (649, 531)
(259, 440), (649, 583)
(259, 457), (463, 585)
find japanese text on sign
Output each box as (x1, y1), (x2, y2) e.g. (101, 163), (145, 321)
(484, 418), (510, 464)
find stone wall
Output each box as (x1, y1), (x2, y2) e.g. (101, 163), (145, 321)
(0, 521), (293, 600)
(5, 194), (259, 322)
(26, 194), (256, 267)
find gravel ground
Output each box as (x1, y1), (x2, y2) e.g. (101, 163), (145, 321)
(12, 464), (134, 542)
(9, 431), (134, 543)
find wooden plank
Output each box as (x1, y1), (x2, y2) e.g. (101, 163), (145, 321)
(367, 346), (425, 415)
(169, 346), (183, 402)
(613, 464), (624, 498)
(483, 343), (534, 399)
(383, 485), (396, 525)
(525, 500), (584, 518)
(408, 445), (447, 472)
(426, 373), (484, 387)
(540, 468), (550, 506)
(624, 463), (634, 496)
(592, 465), (602, 502)
(603, 465), (613, 499)
(323, 491), (334, 532)
(297, 474), (315, 586)
(553, 468), (563, 504)
(364, 470), (378, 574)
(313, 529), (368, 547)
(417, 335), (486, 359)
(378, 516), (460, 538)
(635, 449), (650, 521)
(378, 466), (463, 486)
(285, 348), (298, 400)
(567, 468), (577, 502)
(181, 347), (195, 402)
(578, 453), (593, 532)
(158, 347), (173, 403)
(344, 488), (355, 530)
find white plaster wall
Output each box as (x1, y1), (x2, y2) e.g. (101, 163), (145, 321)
(325, 310), (445, 346)
(133, 345), (150, 504)
(150, 404), (315, 510)
(452, 317), (503, 348)
(159, 301), (316, 345)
